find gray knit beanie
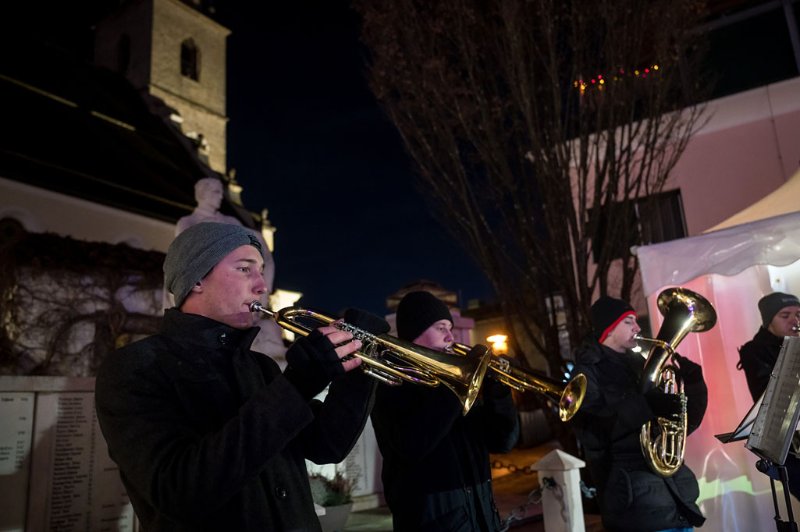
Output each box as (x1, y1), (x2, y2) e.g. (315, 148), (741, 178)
(164, 222), (264, 308)
(758, 292), (800, 327)
(396, 291), (453, 341)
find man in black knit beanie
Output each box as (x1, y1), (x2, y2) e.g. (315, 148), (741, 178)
(738, 291), (800, 499)
(371, 290), (520, 531)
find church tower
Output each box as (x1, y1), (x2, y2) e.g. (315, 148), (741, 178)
(93, 0), (230, 174)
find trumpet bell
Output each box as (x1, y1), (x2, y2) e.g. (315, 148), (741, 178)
(559, 373), (587, 422)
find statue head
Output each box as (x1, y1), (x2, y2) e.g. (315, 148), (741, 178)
(195, 177), (224, 211)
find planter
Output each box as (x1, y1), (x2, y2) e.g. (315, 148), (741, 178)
(318, 502), (353, 532)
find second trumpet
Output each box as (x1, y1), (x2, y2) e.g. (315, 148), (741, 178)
(451, 343), (586, 421)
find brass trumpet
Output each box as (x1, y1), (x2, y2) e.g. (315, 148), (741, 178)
(249, 302), (492, 415)
(451, 343), (587, 421)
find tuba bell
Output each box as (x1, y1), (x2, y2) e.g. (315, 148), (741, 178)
(249, 302), (492, 415)
(636, 287), (716, 477)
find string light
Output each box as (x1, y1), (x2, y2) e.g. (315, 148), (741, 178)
(573, 63), (660, 95)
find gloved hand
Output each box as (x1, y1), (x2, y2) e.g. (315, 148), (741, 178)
(343, 308), (390, 335)
(673, 353), (703, 383)
(483, 354), (515, 400)
(284, 329), (345, 399)
(644, 387), (682, 420)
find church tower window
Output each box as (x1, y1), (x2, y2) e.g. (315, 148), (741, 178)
(180, 39), (200, 81)
(117, 34), (130, 74)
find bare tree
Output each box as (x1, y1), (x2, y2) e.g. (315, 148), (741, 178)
(354, 0), (709, 374)
(0, 221), (163, 376)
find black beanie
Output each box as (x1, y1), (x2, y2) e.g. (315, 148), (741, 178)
(396, 291), (453, 341)
(758, 292), (800, 327)
(590, 296), (636, 343)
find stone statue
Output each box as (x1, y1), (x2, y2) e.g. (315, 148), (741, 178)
(176, 177), (241, 233)
(174, 177), (286, 363)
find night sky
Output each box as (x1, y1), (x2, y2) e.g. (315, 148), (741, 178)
(10, 1), (794, 317)
(4, 0), (494, 317)
(216, 1), (493, 316)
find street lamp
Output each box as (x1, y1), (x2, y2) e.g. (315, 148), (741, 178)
(486, 334), (508, 355)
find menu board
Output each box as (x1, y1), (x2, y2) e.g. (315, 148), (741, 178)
(0, 379), (136, 532)
(0, 392), (35, 531)
(344, 419), (381, 497)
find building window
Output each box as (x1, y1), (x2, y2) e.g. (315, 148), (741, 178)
(180, 39), (200, 81)
(591, 189), (687, 261)
(117, 34), (130, 74)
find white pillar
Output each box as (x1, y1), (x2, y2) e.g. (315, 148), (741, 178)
(530, 449), (586, 532)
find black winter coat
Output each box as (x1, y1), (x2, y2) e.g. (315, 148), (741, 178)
(95, 310), (375, 532)
(371, 375), (519, 532)
(738, 326), (785, 401)
(571, 339), (707, 532)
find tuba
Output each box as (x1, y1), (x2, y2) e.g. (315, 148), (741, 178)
(636, 287), (716, 477)
(451, 343), (586, 421)
(249, 302), (491, 415)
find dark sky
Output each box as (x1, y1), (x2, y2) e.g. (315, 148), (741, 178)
(216, 1), (494, 315)
(3, 0), (494, 317)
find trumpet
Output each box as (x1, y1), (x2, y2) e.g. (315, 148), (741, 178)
(249, 302), (492, 415)
(451, 343), (587, 421)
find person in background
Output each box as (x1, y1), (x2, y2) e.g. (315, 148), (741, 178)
(738, 291), (800, 499)
(95, 222), (378, 531)
(371, 290), (519, 531)
(570, 296), (707, 532)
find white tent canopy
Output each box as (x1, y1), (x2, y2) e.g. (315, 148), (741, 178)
(634, 170), (800, 532)
(708, 168), (800, 232)
(636, 209), (800, 298)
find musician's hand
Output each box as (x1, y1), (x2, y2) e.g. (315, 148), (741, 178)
(316, 324), (363, 373)
(644, 388), (682, 420)
(284, 328), (362, 398)
(673, 353), (703, 382)
(483, 354), (514, 400)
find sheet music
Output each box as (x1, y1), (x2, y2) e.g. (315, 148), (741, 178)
(716, 392), (763, 443)
(746, 336), (800, 464)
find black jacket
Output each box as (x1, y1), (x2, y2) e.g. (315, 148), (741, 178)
(95, 309), (375, 531)
(571, 339), (707, 532)
(371, 374), (519, 532)
(738, 326), (785, 401)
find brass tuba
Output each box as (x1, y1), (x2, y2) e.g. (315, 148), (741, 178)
(249, 302), (492, 415)
(451, 343), (587, 421)
(636, 287), (716, 477)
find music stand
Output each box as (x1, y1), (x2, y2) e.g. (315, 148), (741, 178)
(721, 336), (800, 532)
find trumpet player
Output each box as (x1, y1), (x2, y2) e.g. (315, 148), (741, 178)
(95, 222), (379, 531)
(371, 290), (520, 531)
(570, 296), (708, 532)
(738, 291), (800, 499)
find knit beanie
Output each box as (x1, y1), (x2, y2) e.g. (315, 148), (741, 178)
(396, 291), (453, 341)
(758, 292), (800, 327)
(164, 222), (264, 308)
(590, 295), (636, 344)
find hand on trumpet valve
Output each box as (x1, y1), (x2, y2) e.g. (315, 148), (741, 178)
(482, 352), (514, 400)
(284, 328), (362, 399)
(644, 388), (682, 421)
